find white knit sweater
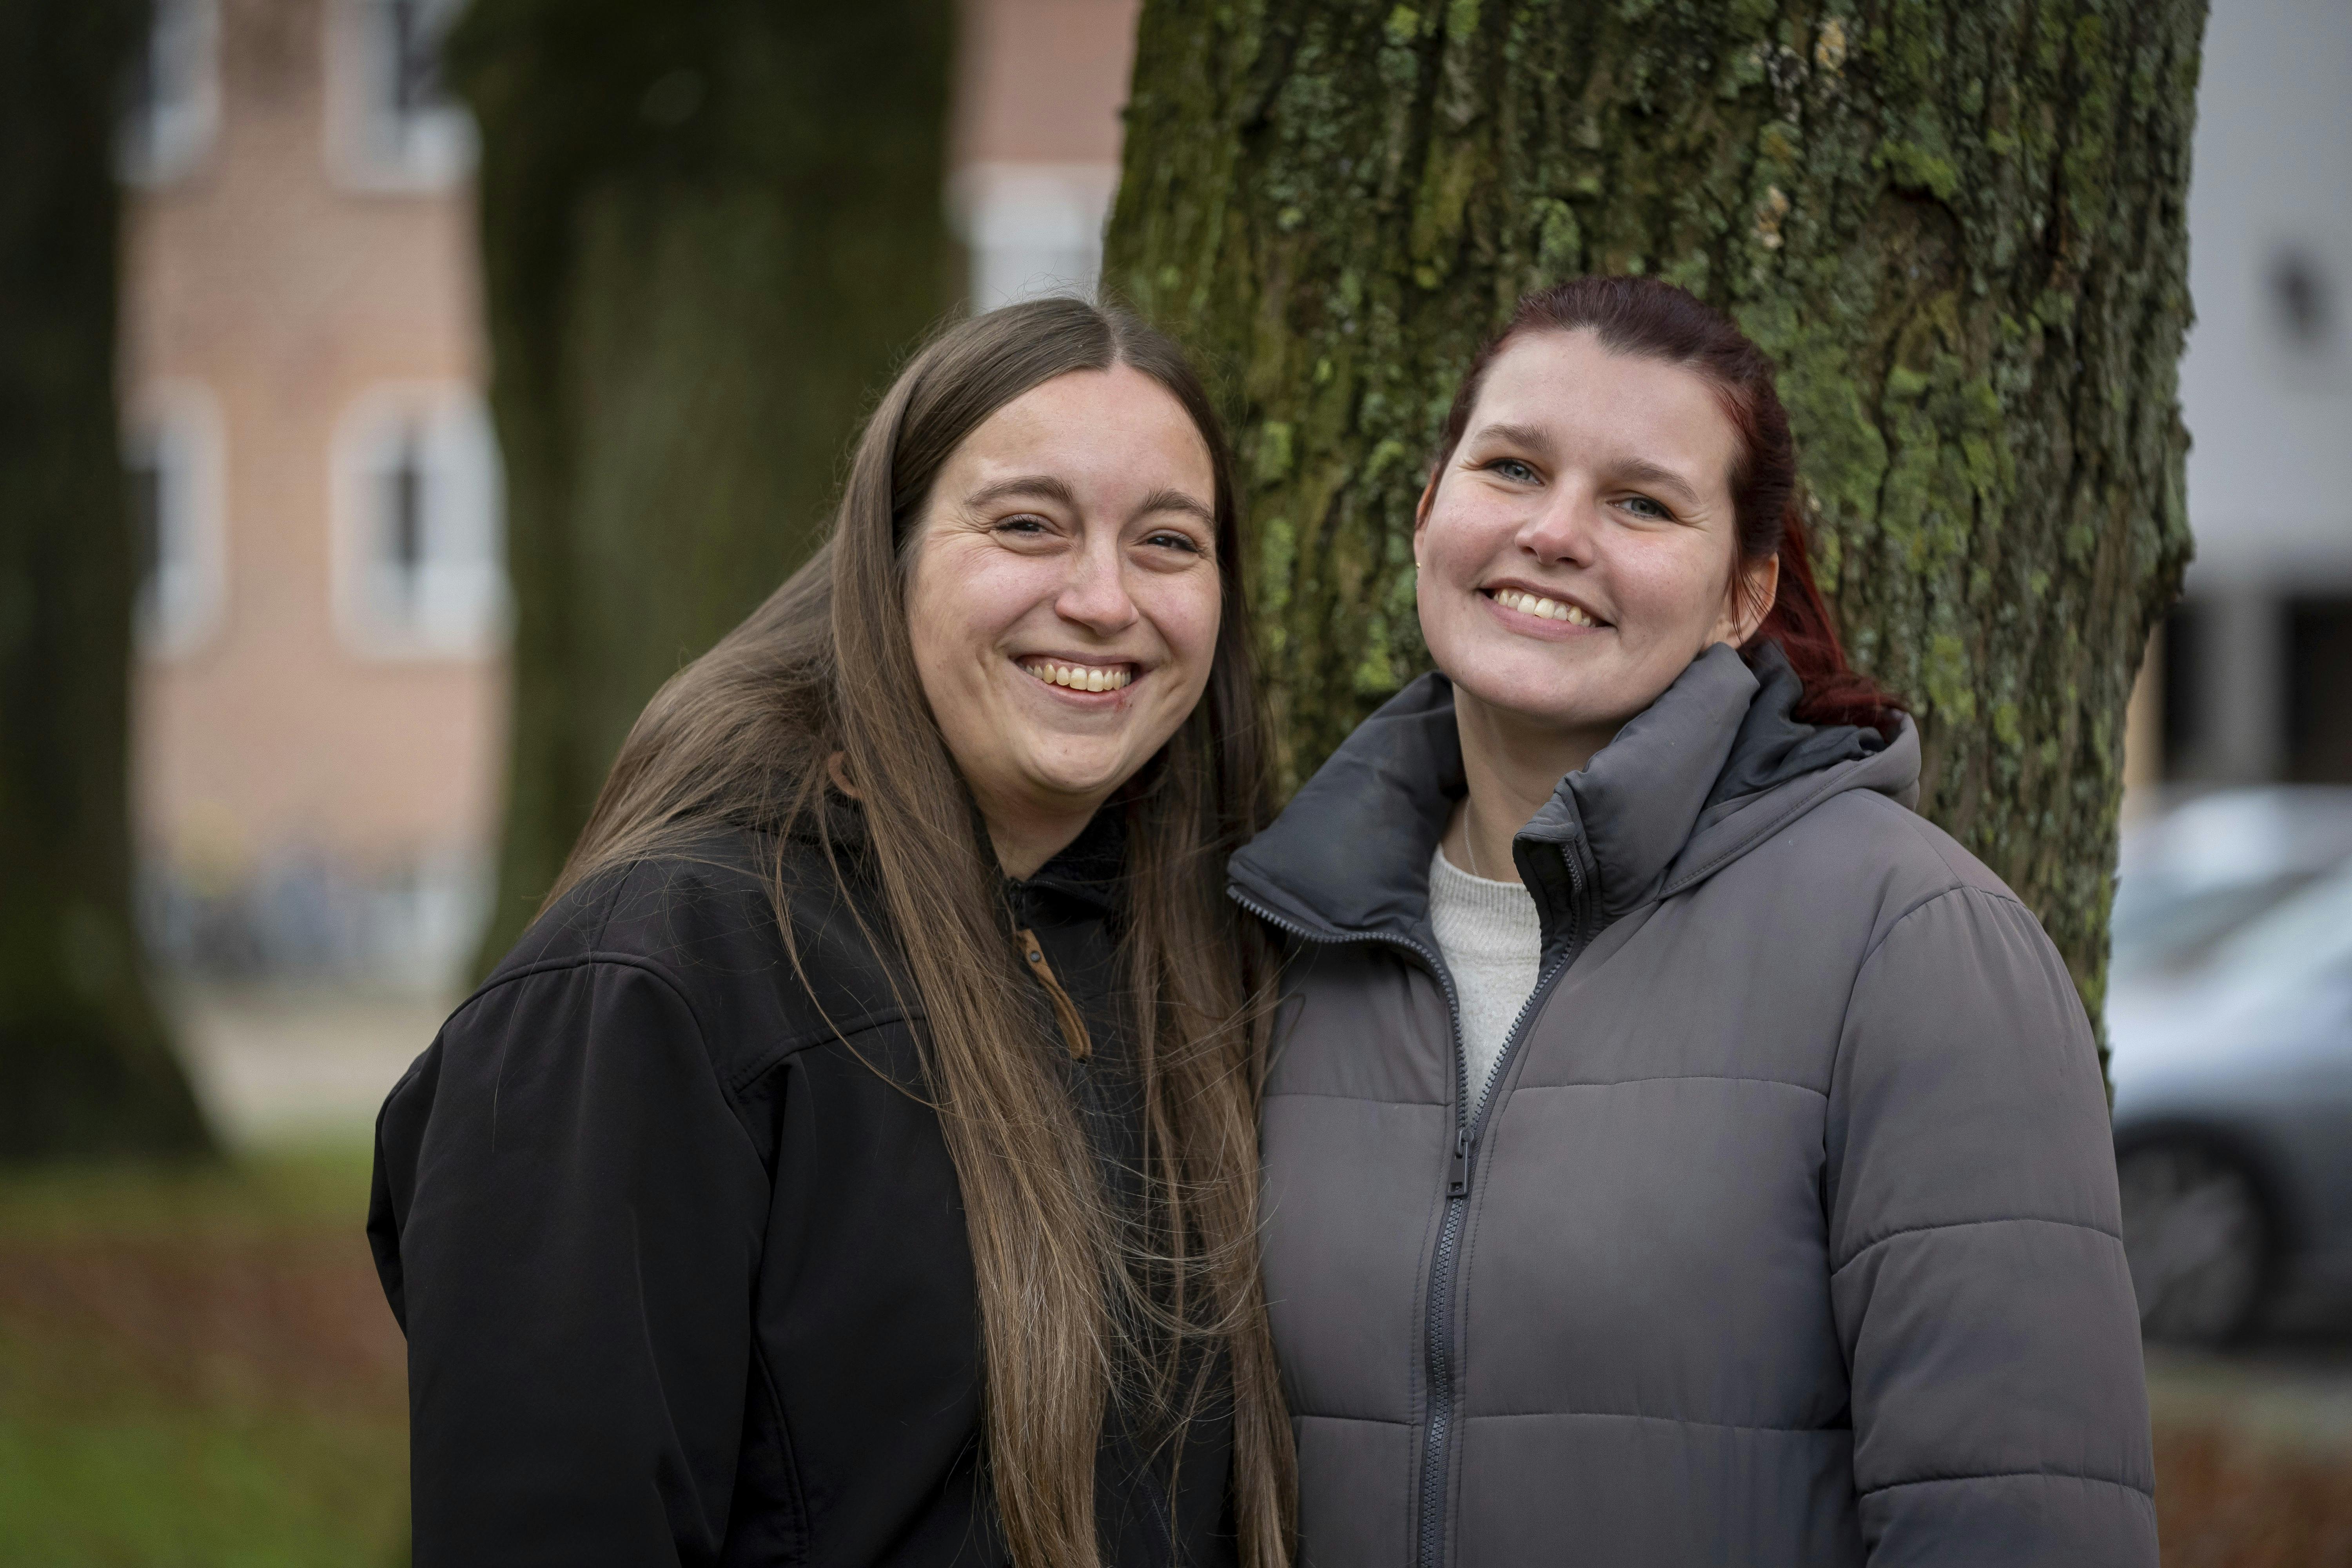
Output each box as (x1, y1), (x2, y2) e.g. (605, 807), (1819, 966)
(1427, 843), (1544, 1103)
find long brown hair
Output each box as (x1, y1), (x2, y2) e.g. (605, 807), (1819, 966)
(1432, 276), (1903, 730)
(546, 298), (1295, 1566)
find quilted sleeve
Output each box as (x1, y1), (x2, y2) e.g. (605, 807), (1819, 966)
(1827, 886), (2158, 1567)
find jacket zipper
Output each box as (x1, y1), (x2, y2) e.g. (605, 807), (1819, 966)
(1234, 842), (1593, 1568)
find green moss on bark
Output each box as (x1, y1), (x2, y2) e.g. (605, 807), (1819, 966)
(1107, 0), (2203, 1024)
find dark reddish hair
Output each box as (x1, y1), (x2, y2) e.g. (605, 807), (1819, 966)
(1429, 276), (1903, 732)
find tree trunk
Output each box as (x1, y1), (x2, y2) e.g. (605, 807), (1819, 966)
(453, 0), (958, 969)
(1105, 0), (2201, 1016)
(0, 0), (214, 1161)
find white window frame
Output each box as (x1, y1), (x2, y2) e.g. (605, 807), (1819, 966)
(950, 162), (1120, 311)
(329, 383), (507, 660)
(118, 0), (220, 187)
(323, 0), (478, 191)
(125, 378), (229, 660)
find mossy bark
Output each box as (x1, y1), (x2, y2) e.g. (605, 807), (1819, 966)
(453, 0), (957, 970)
(0, 0), (214, 1161)
(1105, 0), (2202, 1016)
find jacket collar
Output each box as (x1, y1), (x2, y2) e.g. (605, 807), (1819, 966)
(1228, 642), (1918, 949)
(1008, 804), (1126, 924)
(788, 775), (1127, 925)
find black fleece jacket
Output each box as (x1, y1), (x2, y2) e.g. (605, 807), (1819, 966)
(367, 813), (1236, 1567)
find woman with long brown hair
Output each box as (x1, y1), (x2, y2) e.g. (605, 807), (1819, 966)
(370, 298), (1294, 1567)
(1233, 277), (2154, 1566)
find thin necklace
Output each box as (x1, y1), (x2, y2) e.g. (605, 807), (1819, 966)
(1462, 797), (1484, 879)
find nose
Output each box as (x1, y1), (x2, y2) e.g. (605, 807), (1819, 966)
(1515, 481), (1601, 568)
(1053, 534), (1140, 635)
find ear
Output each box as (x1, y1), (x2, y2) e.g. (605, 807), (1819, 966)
(1724, 552), (1781, 646)
(1412, 469), (1441, 565)
(1722, 552), (1788, 649)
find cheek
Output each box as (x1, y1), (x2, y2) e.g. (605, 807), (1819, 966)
(1417, 491), (1510, 583)
(1608, 537), (1733, 643)
(1146, 572), (1224, 681)
(907, 540), (1039, 674)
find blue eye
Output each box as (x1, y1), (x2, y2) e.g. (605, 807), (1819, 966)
(1144, 531), (1204, 554)
(1620, 494), (1671, 520)
(1486, 458), (1539, 483)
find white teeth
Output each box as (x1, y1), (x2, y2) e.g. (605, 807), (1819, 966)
(1023, 660), (1131, 691)
(1496, 588), (1597, 626)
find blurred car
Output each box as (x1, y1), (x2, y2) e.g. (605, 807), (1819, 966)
(2107, 788), (2352, 1345)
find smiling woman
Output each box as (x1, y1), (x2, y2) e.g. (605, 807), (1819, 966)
(1232, 277), (2158, 1567)
(368, 299), (1293, 1568)
(906, 365), (1226, 878)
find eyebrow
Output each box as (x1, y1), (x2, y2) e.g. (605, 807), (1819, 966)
(1133, 486), (1216, 526)
(960, 475), (1213, 527)
(1612, 456), (1702, 506)
(1469, 423), (1703, 506)
(1468, 421), (1555, 457)
(963, 474), (1079, 512)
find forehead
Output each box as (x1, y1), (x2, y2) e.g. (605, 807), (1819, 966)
(943, 364), (1213, 492)
(1469, 329), (1738, 485)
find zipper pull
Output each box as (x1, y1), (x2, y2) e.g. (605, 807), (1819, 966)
(1449, 1125), (1473, 1197)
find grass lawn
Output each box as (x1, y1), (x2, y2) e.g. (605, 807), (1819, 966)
(0, 1143), (407, 1568)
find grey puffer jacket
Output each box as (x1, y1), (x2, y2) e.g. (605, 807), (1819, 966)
(1229, 644), (2156, 1568)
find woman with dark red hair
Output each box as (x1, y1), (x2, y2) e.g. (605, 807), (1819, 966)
(1231, 277), (2155, 1567)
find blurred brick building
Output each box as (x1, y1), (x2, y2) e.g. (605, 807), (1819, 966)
(119, 0), (1138, 988)
(122, 0), (499, 988)
(121, 0), (2339, 989)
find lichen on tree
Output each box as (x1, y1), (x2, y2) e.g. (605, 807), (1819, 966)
(1105, 0), (2203, 1023)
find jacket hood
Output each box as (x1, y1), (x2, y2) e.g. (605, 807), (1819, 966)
(1229, 641), (1920, 946)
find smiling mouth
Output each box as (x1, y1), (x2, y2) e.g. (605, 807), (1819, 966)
(1487, 587), (1607, 628)
(1021, 659), (1135, 693)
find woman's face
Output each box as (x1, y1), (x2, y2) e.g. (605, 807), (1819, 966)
(1415, 329), (1777, 747)
(905, 364), (1223, 858)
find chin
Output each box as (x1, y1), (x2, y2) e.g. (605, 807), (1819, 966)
(1019, 752), (1136, 804)
(1449, 660), (1633, 733)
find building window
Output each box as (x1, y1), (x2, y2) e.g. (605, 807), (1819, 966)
(325, 0), (477, 189)
(953, 163), (1118, 310)
(118, 0), (219, 186)
(2286, 596), (2352, 784)
(332, 386), (505, 657)
(125, 380), (227, 658)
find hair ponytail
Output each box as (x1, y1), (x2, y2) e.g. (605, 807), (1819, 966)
(1751, 505), (1900, 730)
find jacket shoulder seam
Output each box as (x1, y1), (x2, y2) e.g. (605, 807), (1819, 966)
(456, 950), (768, 1163)
(458, 949), (707, 1020)
(1856, 881), (2020, 972)
(1860, 1468), (2152, 1500)
(1825, 884), (2032, 1091)
(726, 1008), (923, 1093)
(1833, 1213), (2121, 1274)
